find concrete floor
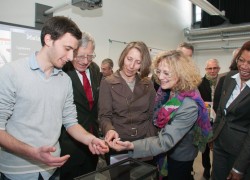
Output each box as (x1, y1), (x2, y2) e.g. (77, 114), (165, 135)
(193, 151), (213, 180)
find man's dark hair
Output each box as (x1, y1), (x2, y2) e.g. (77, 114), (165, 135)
(40, 16), (82, 46)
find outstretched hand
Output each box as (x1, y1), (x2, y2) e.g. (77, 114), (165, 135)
(34, 146), (70, 167)
(88, 137), (109, 155)
(106, 138), (134, 151)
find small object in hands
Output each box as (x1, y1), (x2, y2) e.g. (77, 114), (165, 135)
(104, 140), (109, 146)
(113, 138), (121, 147)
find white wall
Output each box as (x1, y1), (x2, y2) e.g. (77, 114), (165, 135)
(2, 0), (243, 76)
(192, 40), (244, 76)
(0, 0), (191, 70)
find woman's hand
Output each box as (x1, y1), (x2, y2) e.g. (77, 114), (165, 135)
(106, 138), (134, 151)
(105, 130), (119, 143)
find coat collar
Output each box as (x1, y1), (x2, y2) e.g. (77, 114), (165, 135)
(106, 70), (152, 102)
(222, 71), (250, 113)
(109, 70), (151, 85)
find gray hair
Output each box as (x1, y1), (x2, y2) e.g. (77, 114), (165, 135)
(206, 58), (220, 67)
(79, 32), (95, 50)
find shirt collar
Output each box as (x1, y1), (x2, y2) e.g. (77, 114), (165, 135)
(231, 73), (250, 88)
(29, 52), (62, 76)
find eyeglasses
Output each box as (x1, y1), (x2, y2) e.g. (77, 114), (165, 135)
(236, 58), (250, 67)
(75, 53), (96, 62)
(206, 67), (220, 71)
(154, 69), (172, 78)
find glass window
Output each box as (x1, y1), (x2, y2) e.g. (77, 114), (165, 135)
(192, 5), (201, 28)
(195, 6), (201, 22)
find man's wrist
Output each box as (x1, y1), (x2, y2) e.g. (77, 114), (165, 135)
(90, 136), (96, 145)
(232, 168), (244, 175)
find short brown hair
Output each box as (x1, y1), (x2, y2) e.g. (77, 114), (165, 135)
(178, 42), (194, 53)
(102, 58), (114, 69)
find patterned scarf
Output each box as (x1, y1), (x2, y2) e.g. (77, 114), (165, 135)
(205, 74), (217, 86)
(153, 88), (213, 177)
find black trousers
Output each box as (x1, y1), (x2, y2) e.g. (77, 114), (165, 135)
(213, 139), (250, 180)
(161, 157), (194, 180)
(202, 143), (211, 172)
(60, 154), (98, 180)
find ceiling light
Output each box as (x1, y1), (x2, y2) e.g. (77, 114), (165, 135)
(189, 0), (227, 20)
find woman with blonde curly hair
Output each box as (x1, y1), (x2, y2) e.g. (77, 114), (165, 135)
(108, 50), (212, 180)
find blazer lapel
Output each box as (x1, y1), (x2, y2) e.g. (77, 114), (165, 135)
(221, 78), (236, 109)
(63, 62), (92, 110)
(89, 66), (98, 102)
(68, 70), (86, 98)
(227, 85), (250, 112)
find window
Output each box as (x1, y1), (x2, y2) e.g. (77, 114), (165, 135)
(192, 5), (201, 28)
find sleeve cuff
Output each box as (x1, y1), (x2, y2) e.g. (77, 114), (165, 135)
(232, 168), (244, 175)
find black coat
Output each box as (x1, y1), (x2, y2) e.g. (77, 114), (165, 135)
(59, 61), (102, 166)
(198, 76), (212, 102)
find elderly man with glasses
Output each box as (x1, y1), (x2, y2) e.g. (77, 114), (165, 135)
(59, 32), (103, 180)
(198, 58), (221, 179)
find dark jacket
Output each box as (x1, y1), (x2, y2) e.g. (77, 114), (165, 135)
(213, 75), (226, 113)
(213, 71), (250, 173)
(59, 61), (102, 165)
(198, 76), (212, 102)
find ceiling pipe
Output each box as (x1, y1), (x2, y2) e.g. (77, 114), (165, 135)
(195, 45), (239, 51)
(188, 36), (250, 44)
(184, 24), (250, 36)
(187, 31), (250, 41)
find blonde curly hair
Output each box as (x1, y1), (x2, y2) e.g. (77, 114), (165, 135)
(152, 50), (201, 91)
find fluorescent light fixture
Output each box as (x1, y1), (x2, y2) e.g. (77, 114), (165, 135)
(44, 0), (102, 15)
(189, 0), (227, 20)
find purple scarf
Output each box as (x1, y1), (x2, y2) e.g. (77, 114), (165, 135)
(153, 89), (212, 151)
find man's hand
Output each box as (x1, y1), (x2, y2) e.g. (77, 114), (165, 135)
(227, 170), (244, 180)
(88, 137), (109, 155)
(34, 146), (70, 167)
